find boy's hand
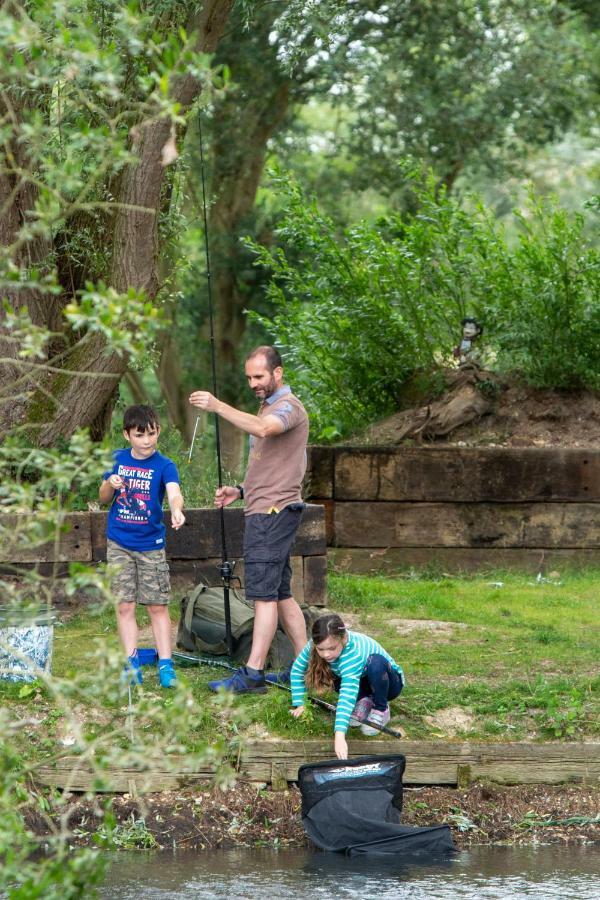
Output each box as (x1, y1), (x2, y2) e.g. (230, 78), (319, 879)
(334, 732), (349, 760)
(171, 509), (185, 530)
(189, 390), (218, 412)
(290, 705), (305, 718)
(108, 474), (124, 489)
(214, 486), (240, 508)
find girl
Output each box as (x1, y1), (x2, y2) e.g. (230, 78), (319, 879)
(290, 613), (404, 759)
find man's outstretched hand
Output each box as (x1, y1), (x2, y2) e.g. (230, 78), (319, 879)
(215, 486), (241, 508)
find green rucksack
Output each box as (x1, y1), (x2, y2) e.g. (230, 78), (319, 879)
(176, 580), (304, 668)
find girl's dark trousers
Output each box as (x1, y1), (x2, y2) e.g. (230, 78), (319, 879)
(334, 654), (403, 712)
(357, 654), (403, 711)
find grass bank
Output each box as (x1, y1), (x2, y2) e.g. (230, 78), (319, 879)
(2, 569), (599, 766)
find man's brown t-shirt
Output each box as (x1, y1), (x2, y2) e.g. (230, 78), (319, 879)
(244, 387), (309, 516)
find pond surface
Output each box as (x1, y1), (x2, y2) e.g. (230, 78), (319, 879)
(102, 845), (600, 899)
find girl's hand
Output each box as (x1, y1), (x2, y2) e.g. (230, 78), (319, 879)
(108, 474), (124, 489)
(290, 705), (305, 718)
(334, 732), (348, 760)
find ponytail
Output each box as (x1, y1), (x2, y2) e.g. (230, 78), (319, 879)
(305, 613), (347, 694)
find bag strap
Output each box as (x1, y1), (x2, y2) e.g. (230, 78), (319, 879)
(183, 580), (207, 634)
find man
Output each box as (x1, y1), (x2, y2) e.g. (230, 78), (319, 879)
(189, 345), (309, 693)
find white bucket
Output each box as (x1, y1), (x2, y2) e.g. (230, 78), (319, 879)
(0, 612), (54, 683)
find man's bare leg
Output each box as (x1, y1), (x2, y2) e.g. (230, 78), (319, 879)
(246, 600), (279, 671)
(277, 596), (307, 656)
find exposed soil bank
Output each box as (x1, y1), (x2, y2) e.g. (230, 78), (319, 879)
(31, 782), (600, 852)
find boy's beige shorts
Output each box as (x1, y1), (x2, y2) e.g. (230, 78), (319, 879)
(107, 539), (171, 606)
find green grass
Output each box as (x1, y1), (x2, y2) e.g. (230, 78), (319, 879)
(2, 570), (599, 762)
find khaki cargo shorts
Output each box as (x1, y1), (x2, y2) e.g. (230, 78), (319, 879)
(107, 539), (171, 606)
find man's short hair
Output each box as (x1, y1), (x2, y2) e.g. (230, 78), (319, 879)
(123, 405), (160, 433)
(246, 345), (282, 373)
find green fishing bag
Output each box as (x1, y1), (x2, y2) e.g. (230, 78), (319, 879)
(176, 579), (307, 667)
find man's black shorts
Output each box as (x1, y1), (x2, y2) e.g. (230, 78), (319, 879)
(243, 504), (304, 602)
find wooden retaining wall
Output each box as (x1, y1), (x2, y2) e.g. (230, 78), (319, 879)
(34, 740), (600, 793)
(0, 505), (328, 605)
(305, 446), (600, 573)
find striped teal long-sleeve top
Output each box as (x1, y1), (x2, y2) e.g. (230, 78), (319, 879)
(290, 631), (405, 734)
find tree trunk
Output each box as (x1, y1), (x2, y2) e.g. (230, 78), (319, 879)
(0, 0), (235, 444)
(204, 9), (292, 466)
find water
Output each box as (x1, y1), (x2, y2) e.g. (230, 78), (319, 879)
(101, 845), (600, 899)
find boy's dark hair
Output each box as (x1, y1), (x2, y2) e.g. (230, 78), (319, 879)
(123, 405), (160, 433)
(245, 345), (282, 373)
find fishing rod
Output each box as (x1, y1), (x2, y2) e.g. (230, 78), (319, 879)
(190, 110), (234, 657)
(173, 651), (403, 739)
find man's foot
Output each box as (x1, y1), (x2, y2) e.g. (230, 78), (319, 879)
(158, 658), (177, 689)
(208, 666), (267, 694)
(122, 652), (143, 686)
(349, 696), (373, 727)
(360, 705), (390, 736)
(265, 666), (292, 686)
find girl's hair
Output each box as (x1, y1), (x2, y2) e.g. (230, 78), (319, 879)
(306, 614), (347, 693)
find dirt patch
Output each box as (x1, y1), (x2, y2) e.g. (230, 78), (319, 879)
(424, 706), (477, 736)
(389, 619), (468, 638)
(29, 781), (600, 851)
(355, 376), (600, 447)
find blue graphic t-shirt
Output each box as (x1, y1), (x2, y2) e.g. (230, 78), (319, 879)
(104, 449), (180, 552)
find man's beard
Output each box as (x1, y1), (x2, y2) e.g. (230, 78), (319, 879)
(254, 375), (277, 399)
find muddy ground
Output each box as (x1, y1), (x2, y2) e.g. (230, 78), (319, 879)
(360, 378), (600, 448)
(29, 781), (600, 852)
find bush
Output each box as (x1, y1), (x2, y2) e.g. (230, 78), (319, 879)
(248, 173), (600, 440)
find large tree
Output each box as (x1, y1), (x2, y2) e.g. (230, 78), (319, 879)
(0, 0), (235, 444)
(171, 0), (598, 462)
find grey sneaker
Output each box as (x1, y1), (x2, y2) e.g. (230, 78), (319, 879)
(360, 705), (390, 736)
(349, 697), (373, 727)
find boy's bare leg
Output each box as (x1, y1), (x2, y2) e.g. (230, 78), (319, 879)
(147, 604), (173, 659)
(117, 601), (138, 656)
(246, 600), (279, 671)
(277, 596), (307, 656)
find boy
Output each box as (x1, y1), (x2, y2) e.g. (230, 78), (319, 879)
(99, 405), (185, 688)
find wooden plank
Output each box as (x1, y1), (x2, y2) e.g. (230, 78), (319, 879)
(334, 502), (600, 549)
(328, 547), (600, 575)
(305, 446), (334, 499)
(237, 740), (600, 787)
(303, 554), (328, 606)
(32, 742), (600, 792)
(33, 755), (218, 793)
(331, 448), (600, 503)
(290, 556), (304, 606)
(0, 513), (92, 563)
(91, 505), (326, 561)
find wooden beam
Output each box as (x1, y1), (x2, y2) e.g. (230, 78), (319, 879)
(305, 446), (334, 499)
(0, 513), (92, 563)
(329, 448), (600, 503)
(32, 741), (600, 793)
(91, 504), (327, 561)
(334, 501), (600, 549)
(328, 546), (600, 575)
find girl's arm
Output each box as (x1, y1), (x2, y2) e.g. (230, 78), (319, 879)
(334, 732), (348, 760)
(289, 643), (311, 715)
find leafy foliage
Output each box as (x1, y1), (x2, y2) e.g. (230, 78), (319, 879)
(249, 173), (600, 439)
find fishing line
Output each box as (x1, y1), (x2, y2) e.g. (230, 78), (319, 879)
(189, 109), (234, 655)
